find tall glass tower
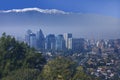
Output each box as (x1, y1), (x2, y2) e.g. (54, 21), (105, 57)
(36, 29), (45, 51)
(25, 29), (32, 46)
(63, 33), (72, 49)
(29, 33), (37, 49)
(56, 34), (65, 50)
(45, 34), (56, 50)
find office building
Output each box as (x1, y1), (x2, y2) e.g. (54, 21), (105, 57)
(36, 29), (45, 50)
(45, 34), (56, 50)
(25, 29), (32, 46)
(63, 33), (72, 49)
(72, 38), (85, 52)
(56, 34), (65, 50)
(29, 33), (37, 49)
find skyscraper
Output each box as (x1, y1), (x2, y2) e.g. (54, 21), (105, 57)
(56, 34), (65, 50)
(25, 29), (32, 46)
(68, 38), (72, 49)
(45, 34), (56, 50)
(29, 33), (37, 49)
(36, 29), (45, 51)
(63, 33), (72, 49)
(72, 38), (85, 52)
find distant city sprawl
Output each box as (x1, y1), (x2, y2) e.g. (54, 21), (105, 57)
(24, 29), (120, 80)
(24, 29), (120, 54)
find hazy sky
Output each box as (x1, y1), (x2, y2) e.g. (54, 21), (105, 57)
(0, 0), (120, 18)
(0, 0), (120, 39)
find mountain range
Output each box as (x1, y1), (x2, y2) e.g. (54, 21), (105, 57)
(0, 8), (120, 39)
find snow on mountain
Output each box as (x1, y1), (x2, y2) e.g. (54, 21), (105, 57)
(0, 7), (69, 14)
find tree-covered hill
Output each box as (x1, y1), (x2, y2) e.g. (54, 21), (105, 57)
(0, 33), (46, 79)
(0, 33), (98, 80)
(37, 57), (99, 80)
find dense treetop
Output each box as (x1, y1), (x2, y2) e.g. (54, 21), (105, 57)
(0, 33), (98, 80)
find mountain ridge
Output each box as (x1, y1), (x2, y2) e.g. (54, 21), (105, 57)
(0, 8), (119, 39)
(0, 7), (69, 14)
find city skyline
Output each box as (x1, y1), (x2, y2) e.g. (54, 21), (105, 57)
(24, 29), (120, 54)
(0, 1), (120, 80)
(24, 29), (89, 52)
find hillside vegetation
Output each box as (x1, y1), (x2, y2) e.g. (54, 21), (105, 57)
(0, 33), (98, 80)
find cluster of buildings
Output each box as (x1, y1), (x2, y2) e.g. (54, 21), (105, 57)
(25, 29), (85, 52)
(25, 29), (120, 54)
(24, 29), (120, 79)
(83, 50), (120, 80)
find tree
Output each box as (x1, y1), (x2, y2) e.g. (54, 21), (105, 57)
(72, 66), (99, 80)
(2, 68), (39, 80)
(37, 57), (76, 80)
(0, 33), (46, 79)
(37, 57), (98, 80)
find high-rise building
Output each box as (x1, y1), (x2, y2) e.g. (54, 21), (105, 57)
(45, 34), (56, 50)
(36, 29), (45, 51)
(29, 33), (37, 49)
(56, 34), (65, 50)
(25, 29), (32, 46)
(68, 38), (72, 49)
(72, 38), (85, 52)
(63, 33), (72, 49)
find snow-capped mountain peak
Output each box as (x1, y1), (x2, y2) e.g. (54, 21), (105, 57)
(0, 7), (69, 14)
